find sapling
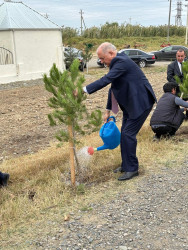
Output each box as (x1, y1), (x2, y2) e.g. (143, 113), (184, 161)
(175, 60), (188, 99)
(81, 43), (93, 73)
(43, 60), (102, 185)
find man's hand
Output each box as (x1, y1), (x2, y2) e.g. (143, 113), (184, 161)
(73, 88), (86, 97)
(104, 110), (110, 123)
(73, 89), (78, 97)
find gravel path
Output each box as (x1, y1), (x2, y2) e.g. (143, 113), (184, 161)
(28, 162), (188, 250)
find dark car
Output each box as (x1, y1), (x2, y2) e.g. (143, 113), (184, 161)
(97, 49), (155, 68)
(150, 45), (188, 61)
(97, 58), (106, 68)
(64, 47), (86, 71)
(119, 49), (156, 68)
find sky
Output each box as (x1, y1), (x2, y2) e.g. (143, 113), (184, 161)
(1, 0), (188, 30)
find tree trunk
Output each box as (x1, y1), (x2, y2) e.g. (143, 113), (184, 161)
(68, 120), (75, 186)
(87, 62), (89, 74)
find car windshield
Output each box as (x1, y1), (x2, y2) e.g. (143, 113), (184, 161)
(122, 50), (130, 55)
(77, 51), (82, 57)
(162, 46), (172, 52)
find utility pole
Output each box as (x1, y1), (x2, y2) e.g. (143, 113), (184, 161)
(185, 0), (188, 44)
(79, 9), (86, 35)
(167, 0), (172, 42)
(175, 1), (182, 26)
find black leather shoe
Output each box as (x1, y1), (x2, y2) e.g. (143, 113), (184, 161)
(113, 167), (125, 173)
(0, 173), (9, 187)
(118, 171), (138, 181)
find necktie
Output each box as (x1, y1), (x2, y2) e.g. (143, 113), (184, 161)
(111, 91), (119, 114)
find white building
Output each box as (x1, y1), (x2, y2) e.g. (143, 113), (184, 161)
(0, 0), (65, 84)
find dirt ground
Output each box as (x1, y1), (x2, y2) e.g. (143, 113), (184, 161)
(0, 71), (109, 163)
(0, 67), (186, 163)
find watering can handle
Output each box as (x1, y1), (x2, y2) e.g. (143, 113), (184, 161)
(100, 116), (116, 136)
(107, 116), (116, 123)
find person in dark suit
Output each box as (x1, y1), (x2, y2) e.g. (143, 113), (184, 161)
(83, 42), (157, 181)
(167, 48), (188, 118)
(167, 48), (186, 90)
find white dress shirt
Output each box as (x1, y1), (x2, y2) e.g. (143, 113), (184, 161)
(177, 61), (183, 73)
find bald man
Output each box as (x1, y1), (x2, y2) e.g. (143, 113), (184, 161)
(84, 42), (157, 181)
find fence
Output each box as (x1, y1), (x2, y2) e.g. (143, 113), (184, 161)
(0, 47), (13, 65)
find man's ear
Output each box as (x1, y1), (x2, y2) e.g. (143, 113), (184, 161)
(110, 50), (116, 57)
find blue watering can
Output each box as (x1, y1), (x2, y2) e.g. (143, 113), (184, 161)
(88, 116), (121, 155)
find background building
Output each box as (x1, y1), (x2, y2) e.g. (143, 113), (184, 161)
(0, 0), (65, 84)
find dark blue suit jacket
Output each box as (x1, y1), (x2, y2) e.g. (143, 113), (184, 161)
(86, 52), (157, 119)
(167, 60), (184, 83)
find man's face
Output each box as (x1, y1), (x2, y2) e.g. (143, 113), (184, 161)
(172, 87), (176, 95)
(97, 48), (116, 67)
(176, 51), (186, 63)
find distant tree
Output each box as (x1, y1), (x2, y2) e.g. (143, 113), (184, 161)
(62, 27), (79, 39)
(81, 43), (93, 73)
(43, 60), (102, 185)
(64, 47), (78, 70)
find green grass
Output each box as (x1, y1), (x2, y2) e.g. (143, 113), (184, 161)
(64, 36), (187, 53)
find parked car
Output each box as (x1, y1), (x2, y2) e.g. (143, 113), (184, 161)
(64, 47), (86, 71)
(150, 45), (188, 61)
(97, 58), (106, 67)
(97, 49), (155, 68)
(119, 49), (156, 68)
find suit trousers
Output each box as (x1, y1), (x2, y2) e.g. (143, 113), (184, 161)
(121, 106), (153, 172)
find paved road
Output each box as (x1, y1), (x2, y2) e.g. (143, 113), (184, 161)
(88, 56), (171, 69)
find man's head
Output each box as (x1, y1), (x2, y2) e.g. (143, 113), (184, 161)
(97, 42), (117, 67)
(176, 49), (186, 63)
(163, 82), (177, 94)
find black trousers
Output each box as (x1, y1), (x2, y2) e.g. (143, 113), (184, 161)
(151, 114), (184, 138)
(121, 106), (153, 172)
(151, 125), (177, 138)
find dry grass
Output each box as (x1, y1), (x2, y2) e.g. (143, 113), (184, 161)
(0, 119), (188, 242)
(0, 64), (188, 247)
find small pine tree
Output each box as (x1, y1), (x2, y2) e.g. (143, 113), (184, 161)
(43, 60), (102, 185)
(81, 43), (93, 74)
(64, 47), (79, 70)
(175, 60), (188, 99)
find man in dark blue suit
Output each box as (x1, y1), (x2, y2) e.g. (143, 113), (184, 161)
(167, 48), (186, 85)
(167, 48), (188, 118)
(84, 42), (157, 181)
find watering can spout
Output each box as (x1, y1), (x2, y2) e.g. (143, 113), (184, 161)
(96, 144), (109, 151)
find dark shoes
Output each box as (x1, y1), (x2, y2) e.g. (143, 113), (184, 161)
(113, 167), (125, 173)
(118, 171), (139, 181)
(0, 173), (10, 187)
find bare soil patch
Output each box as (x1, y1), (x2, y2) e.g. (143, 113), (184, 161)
(1, 68), (187, 163)
(0, 72), (107, 162)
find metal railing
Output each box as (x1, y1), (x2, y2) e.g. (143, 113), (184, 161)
(0, 47), (14, 65)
